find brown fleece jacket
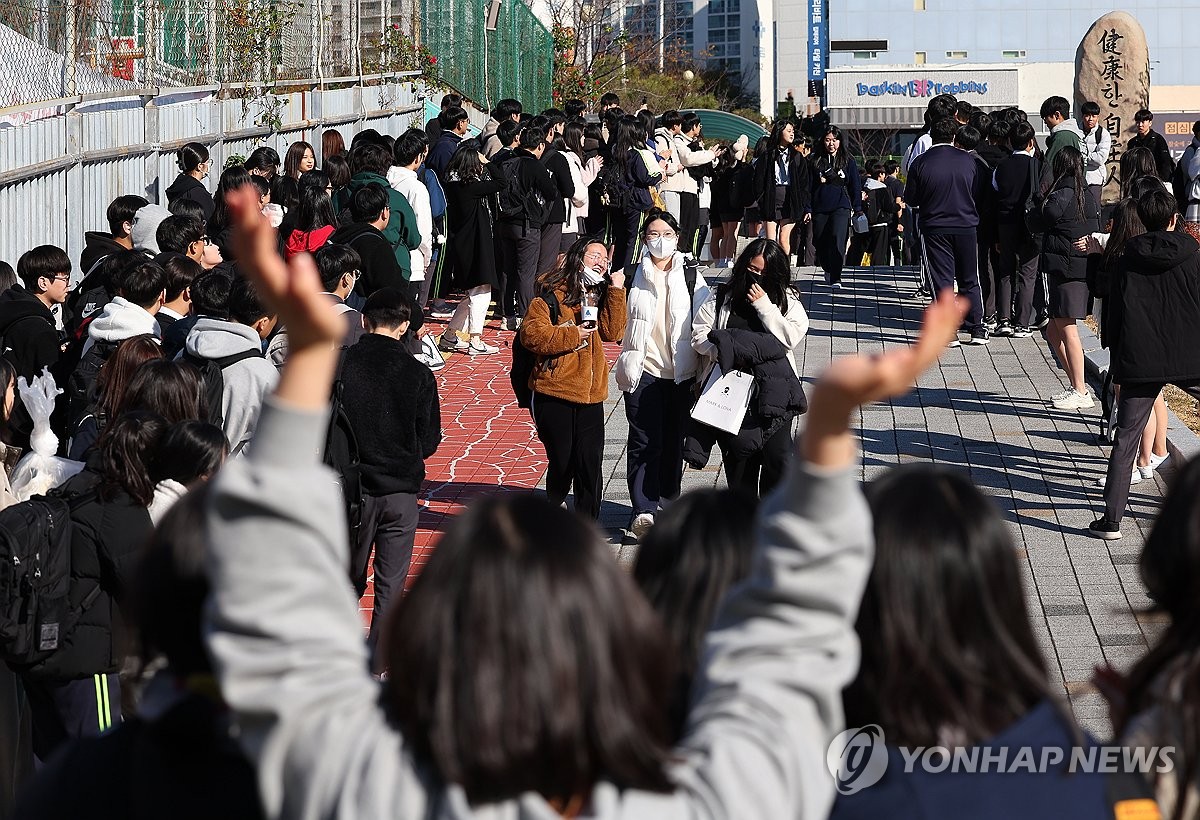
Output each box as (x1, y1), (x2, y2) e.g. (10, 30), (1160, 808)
(520, 286), (627, 405)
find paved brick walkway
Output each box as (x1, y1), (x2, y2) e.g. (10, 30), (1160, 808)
(369, 263), (1169, 739)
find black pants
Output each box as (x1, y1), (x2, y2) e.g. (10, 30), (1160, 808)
(1105, 380), (1200, 523)
(977, 233), (999, 317)
(500, 221), (542, 319)
(625, 373), (693, 516)
(0, 665), (32, 814)
(353, 492), (419, 647)
(922, 230), (983, 332)
(678, 191), (700, 256)
(866, 225), (890, 265)
(996, 223), (1040, 326)
(793, 220), (814, 266)
(720, 420), (794, 498)
(812, 208), (851, 283)
(538, 222), (563, 281)
(612, 208), (645, 270)
(23, 673), (121, 762)
(532, 393), (605, 519)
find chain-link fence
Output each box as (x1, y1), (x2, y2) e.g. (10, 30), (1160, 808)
(0, 0), (531, 108)
(419, 0), (552, 113)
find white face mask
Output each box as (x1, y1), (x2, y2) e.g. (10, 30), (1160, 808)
(580, 266), (606, 287)
(646, 236), (677, 259)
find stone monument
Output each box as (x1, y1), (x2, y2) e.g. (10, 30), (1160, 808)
(1074, 11), (1151, 205)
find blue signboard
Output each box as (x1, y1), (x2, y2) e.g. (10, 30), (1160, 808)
(808, 0), (826, 82)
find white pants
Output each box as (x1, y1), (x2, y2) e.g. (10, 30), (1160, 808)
(447, 284), (491, 336)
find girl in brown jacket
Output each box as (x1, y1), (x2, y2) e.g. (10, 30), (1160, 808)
(519, 237), (627, 519)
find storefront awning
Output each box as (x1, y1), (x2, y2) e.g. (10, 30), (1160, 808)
(826, 106), (925, 129)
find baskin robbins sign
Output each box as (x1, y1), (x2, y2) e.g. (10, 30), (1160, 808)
(856, 79), (989, 98)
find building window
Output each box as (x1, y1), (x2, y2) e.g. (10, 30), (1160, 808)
(914, 0), (925, 9)
(915, 51), (926, 64)
(853, 51), (878, 60)
(946, 50), (968, 59)
(1002, 49), (1026, 59)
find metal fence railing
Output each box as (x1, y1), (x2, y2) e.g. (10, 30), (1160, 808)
(420, 0), (552, 112)
(0, 0), (551, 111)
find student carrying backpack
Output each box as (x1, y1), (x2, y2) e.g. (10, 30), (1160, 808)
(496, 154), (552, 227)
(182, 349), (266, 430)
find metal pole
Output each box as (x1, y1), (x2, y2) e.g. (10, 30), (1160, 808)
(656, 0), (664, 71)
(64, 0), (78, 95)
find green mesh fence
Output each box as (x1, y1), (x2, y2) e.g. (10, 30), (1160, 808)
(421, 0), (552, 112)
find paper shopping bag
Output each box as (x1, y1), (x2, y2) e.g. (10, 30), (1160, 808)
(690, 366), (753, 435)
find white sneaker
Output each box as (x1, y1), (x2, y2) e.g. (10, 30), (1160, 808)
(1049, 388), (1074, 403)
(1148, 452), (1169, 470)
(1095, 470), (1141, 488)
(1052, 390), (1095, 410)
(467, 339), (499, 355)
(630, 513), (655, 539)
(438, 333), (468, 353)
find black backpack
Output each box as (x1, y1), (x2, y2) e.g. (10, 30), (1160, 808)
(595, 160), (636, 212)
(0, 491), (98, 667)
(497, 156), (551, 225)
(323, 362), (363, 554)
(183, 349), (264, 429)
(64, 339), (120, 432)
(511, 291), (560, 409)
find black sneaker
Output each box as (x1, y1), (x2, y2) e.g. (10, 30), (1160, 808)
(1035, 313), (1050, 330)
(1088, 517), (1122, 540)
(965, 330), (990, 346)
(1011, 326), (1035, 338)
(993, 322), (1015, 337)
(983, 314), (998, 332)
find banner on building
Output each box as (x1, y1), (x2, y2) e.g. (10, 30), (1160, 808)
(808, 0), (825, 82)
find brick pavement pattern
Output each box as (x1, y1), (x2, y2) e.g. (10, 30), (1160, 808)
(367, 264), (1167, 739)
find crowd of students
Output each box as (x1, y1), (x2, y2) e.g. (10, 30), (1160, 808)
(0, 87), (1198, 820)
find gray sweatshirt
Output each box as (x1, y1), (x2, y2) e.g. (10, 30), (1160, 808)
(183, 318), (278, 455)
(204, 398), (873, 820)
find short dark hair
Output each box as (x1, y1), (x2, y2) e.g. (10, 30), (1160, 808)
(681, 112), (701, 133)
(439, 107), (469, 131)
(362, 287), (412, 330)
(107, 195), (149, 236)
(661, 110), (683, 129)
(393, 131), (427, 167)
(156, 252), (201, 302)
(439, 93), (463, 110)
(167, 197), (206, 222)
(988, 119), (1013, 145)
(954, 125), (981, 151)
(349, 182), (390, 224)
(1081, 100), (1101, 117)
(17, 245), (71, 291)
(1137, 187), (1178, 232)
(884, 160), (900, 174)
(117, 260), (168, 308)
(315, 243), (361, 292)
(954, 101), (974, 121)
(1135, 108), (1154, 123)
(563, 99), (586, 119)
(228, 276), (270, 326)
(1040, 96), (1070, 120)
(1194, 121), (1200, 138)
(249, 175), (271, 199)
(1010, 121), (1037, 151)
(930, 117), (958, 145)
(527, 115), (551, 140)
(867, 160), (886, 177)
(245, 146), (281, 176)
(492, 98), (522, 120)
(156, 215), (205, 254)
(518, 127), (546, 151)
(349, 142), (393, 177)
(189, 270), (233, 320)
(599, 92), (620, 108)
(497, 119), (522, 148)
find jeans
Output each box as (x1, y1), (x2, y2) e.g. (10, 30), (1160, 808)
(624, 373), (693, 516)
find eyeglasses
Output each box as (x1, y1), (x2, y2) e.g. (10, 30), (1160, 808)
(645, 231), (677, 240)
(582, 251), (607, 262)
(50, 274), (70, 282)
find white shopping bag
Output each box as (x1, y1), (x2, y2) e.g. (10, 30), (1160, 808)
(690, 366), (753, 435)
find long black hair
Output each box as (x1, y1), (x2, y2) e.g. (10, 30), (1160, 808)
(1120, 147), (1159, 198)
(633, 488), (757, 740)
(293, 170), (338, 232)
(728, 238), (791, 311)
(812, 125), (849, 172)
(537, 235), (607, 307)
(846, 465), (1064, 747)
(612, 115), (642, 183)
(1118, 456), (1200, 820)
(1051, 145), (1088, 217)
(384, 494), (676, 806)
(768, 118), (794, 150)
(446, 138), (486, 183)
(97, 411), (168, 507)
(208, 164), (253, 236)
(1100, 198), (1145, 273)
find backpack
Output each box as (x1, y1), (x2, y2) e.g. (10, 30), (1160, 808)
(497, 156), (551, 225)
(64, 339), (120, 432)
(864, 185), (886, 227)
(511, 291), (560, 409)
(595, 160), (636, 212)
(182, 349), (264, 429)
(65, 261), (114, 335)
(0, 491), (98, 667)
(323, 362), (363, 554)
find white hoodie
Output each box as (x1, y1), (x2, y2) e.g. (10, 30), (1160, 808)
(82, 296), (161, 355)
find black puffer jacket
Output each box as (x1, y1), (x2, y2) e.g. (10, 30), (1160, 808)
(164, 174), (215, 224)
(27, 467), (153, 681)
(1032, 176), (1099, 279)
(1110, 230), (1200, 385)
